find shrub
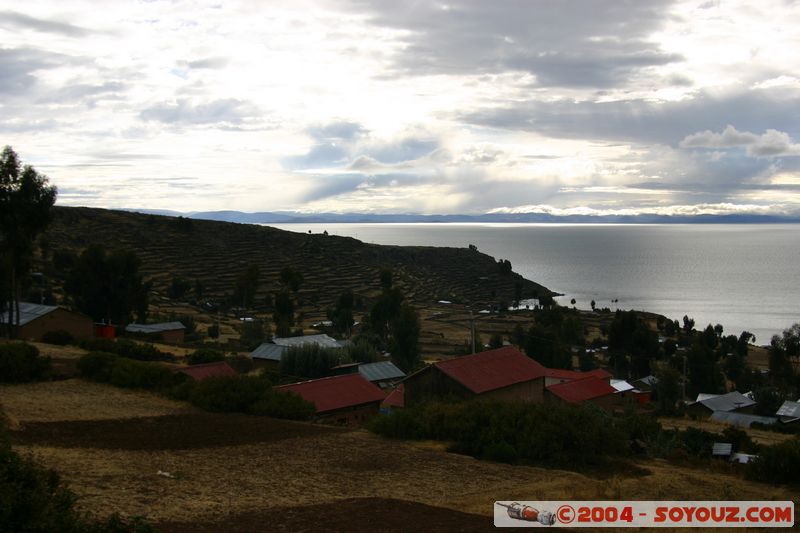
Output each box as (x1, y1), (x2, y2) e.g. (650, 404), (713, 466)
(0, 342), (51, 383)
(108, 358), (175, 390)
(78, 338), (173, 362)
(76, 352), (119, 382)
(249, 391), (316, 420)
(187, 348), (225, 365)
(41, 330), (75, 346)
(77, 352), (176, 391)
(280, 344), (343, 378)
(226, 354), (255, 374)
(746, 439), (800, 485)
(188, 375), (269, 413)
(369, 401), (626, 467)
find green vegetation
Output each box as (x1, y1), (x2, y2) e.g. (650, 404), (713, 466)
(746, 439), (800, 485)
(363, 269), (421, 372)
(280, 344), (343, 379)
(76, 352), (314, 420)
(77, 352), (177, 390)
(0, 342), (51, 383)
(1, 146), (58, 339)
(64, 245), (150, 324)
(370, 401), (627, 467)
(187, 348), (225, 365)
(0, 419), (154, 532)
(79, 338), (173, 362)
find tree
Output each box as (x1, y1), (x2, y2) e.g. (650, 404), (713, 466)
(64, 245), (149, 324)
(1, 147), (58, 338)
(273, 291), (295, 337)
(390, 304), (420, 372)
(233, 264), (260, 308)
(328, 290), (355, 336)
(279, 266), (303, 293)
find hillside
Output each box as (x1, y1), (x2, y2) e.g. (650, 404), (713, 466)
(40, 206), (552, 313)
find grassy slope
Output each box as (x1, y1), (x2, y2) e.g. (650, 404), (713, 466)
(42, 206), (552, 311)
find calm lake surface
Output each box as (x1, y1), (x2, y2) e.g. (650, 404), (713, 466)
(270, 223), (800, 344)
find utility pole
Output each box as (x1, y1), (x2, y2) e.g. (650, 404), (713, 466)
(470, 309), (475, 354)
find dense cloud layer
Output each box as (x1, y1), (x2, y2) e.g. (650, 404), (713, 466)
(1, 0), (799, 214)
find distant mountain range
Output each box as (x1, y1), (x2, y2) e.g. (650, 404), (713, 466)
(119, 209), (800, 225)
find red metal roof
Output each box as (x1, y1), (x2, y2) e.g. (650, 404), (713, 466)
(382, 385), (404, 408)
(544, 367), (611, 381)
(176, 362), (237, 381)
(546, 376), (617, 404)
(275, 373), (385, 413)
(434, 346), (547, 394)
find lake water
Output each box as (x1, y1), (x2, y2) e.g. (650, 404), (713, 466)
(270, 223), (800, 344)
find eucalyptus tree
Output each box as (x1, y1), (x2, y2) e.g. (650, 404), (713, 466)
(0, 147), (57, 337)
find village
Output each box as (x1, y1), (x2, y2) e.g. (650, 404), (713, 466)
(4, 297), (799, 454)
(1, 208), (799, 531)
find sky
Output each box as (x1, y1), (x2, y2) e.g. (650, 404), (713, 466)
(2, 0), (800, 215)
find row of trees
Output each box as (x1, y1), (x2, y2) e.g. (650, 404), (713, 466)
(1, 146), (57, 337)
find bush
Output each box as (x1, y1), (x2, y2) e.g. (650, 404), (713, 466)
(369, 401), (626, 467)
(249, 391), (316, 420)
(746, 439), (800, 485)
(0, 342), (51, 383)
(77, 352), (177, 391)
(187, 348), (225, 365)
(41, 330), (75, 346)
(109, 358), (176, 390)
(280, 344), (343, 378)
(76, 352), (119, 382)
(78, 338), (173, 362)
(188, 375), (269, 413)
(226, 354), (255, 374)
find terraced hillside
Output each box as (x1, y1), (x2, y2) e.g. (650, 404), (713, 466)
(41, 207), (552, 312)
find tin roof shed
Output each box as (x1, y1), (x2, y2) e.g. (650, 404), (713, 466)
(1, 302), (58, 326)
(710, 411), (777, 428)
(125, 321), (185, 334)
(358, 361), (406, 383)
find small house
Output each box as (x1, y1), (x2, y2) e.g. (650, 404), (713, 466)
(274, 373), (385, 425)
(545, 376), (621, 411)
(125, 321), (185, 343)
(776, 400), (800, 424)
(402, 346), (548, 407)
(1, 302), (93, 341)
(686, 391), (756, 418)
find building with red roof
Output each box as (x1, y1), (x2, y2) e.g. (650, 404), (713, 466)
(175, 361), (237, 381)
(545, 376), (620, 411)
(403, 346), (549, 407)
(382, 385), (404, 410)
(543, 367), (612, 387)
(274, 373), (385, 425)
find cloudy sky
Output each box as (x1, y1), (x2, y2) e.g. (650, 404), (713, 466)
(2, 0), (800, 215)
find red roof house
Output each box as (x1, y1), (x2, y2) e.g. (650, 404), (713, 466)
(403, 347), (548, 406)
(543, 367), (612, 387)
(545, 376), (620, 411)
(275, 373), (385, 424)
(382, 385), (405, 410)
(175, 361), (237, 381)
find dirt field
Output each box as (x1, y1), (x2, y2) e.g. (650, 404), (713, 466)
(3, 379), (797, 531)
